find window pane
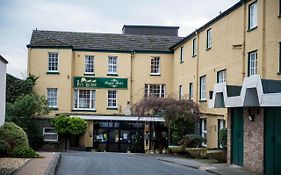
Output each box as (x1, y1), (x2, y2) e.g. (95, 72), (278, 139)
(151, 57), (160, 74)
(47, 88), (57, 107)
(48, 53), (58, 71)
(144, 84), (165, 98)
(108, 56), (117, 73)
(85, 56), (94, 73)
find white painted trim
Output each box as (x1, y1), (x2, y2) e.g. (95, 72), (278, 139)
(69, 115), (165, 122)
(209, 75), (281, 108)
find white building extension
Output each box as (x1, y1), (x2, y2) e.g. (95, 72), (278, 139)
(0, 55), (8, 126)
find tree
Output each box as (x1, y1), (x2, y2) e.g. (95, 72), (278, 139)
(6, 93), (50, 149)
(51, 114), (87, 151)
(133, 97), (200, 145)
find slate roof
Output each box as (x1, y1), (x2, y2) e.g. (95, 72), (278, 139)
(0, 55), (8, 64)
(27, 30), (183, 53)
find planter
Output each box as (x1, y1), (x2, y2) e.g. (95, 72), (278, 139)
(168, 145), (184, 155)
(207, 149), (227, 163)
(155, 149), (161, 154)
(162, 149), (167, 154)
(185, 148), (208, 159)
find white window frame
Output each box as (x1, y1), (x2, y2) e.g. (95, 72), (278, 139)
(206, 29), (212, 49)
(180, 46), (184, 63)
(217, 69), (227, 83)
(189, 83), (193, 100)
(200, 76), (206, 101)
(150, 57), (160, 75)
(201, 119), (207, 147)
(73, 89), (96, 110)
(47, 88), (58, 108)
(144, 84), (166, 98)
(249, 51), (257, 76)
(108, 56), (117, 74)
(43, 127), (58, 142)
(179, 84), (183, 100)
(48, 52), (59, 72)
(249, 1), (257, 30)
(84, 55), (94, 74)
(107, 90), (117, 108)
(192, 38), (197, 56)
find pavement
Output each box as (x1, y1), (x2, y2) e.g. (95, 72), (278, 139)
(13, 152), (60, 175)
(146, 154), (257, 175)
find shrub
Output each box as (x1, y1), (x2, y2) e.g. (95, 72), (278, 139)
(11, 146), (38, 158)
(0, 122), (29, 152)
(0, 141), (9, 157)
(219, 128), (227, 150)
(179, 134), (206, 148)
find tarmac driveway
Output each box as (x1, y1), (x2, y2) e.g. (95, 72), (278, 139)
(56, 151), (213, 175)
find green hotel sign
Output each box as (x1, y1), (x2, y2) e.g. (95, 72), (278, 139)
(73, 77), (128, 89)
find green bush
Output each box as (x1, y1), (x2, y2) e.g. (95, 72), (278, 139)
(0, 122), (29, 152)
(219, 128), (227, 150)
(11, 146), (38, 158)
(0, 141), (9, 157)
(178, 134), (206, 148)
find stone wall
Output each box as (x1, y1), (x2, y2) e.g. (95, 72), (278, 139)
(243, 108), (264, 174)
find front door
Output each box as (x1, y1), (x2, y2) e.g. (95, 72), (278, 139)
(231, 108), (244, 166)
(265, 108), (281, 175)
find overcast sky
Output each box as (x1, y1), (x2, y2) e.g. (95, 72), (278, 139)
(0, 0), (239, 78)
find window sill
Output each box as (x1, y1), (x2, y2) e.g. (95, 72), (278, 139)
(107, 107), (118, 110)
(49, 107), (59, 111)
(206, 47), (212, 51)
(192, 55), (197, 58)
(180, 61), (184, 64)
(46, 71), (60, 75)
(107, 73), (118, 76)
(72, 109), (96, 112)
(247, 26), (257, 32)
(150, 73), (161, 76)
(84, 73), (95, 76)
(199, 99), (207, 102)
(277, 72), (281, 75)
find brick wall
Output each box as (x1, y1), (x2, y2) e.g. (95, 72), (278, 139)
(227, 108), (264, 174)
(227, 108), (231, 165)
(243, 108), (264, 174)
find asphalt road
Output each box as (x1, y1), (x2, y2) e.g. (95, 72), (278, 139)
(56, 152), (213, 175)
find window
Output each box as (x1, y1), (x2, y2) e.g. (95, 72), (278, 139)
(47, 88), (58, 108)
(179, 85), (183, 100)
(180, 46), (184, 63)
(189, 83), (193, 100)
(74, 89), (96, 110)
(151, 57), (160, 75)
(217, 69), (227, 83)
(248, 51), (257, 76)
(48, 53), (58, 72)
(206, 29), (212, 49)
(192, 38), (197, 56)
(43, 127), (58, 142)
(144, 84), (165, 98)
(218, 119), (226, 148)
(248, 1), (257, 30)
(85, 55), (94, 74)
(200, 75), (206, 101)
(108, 90), (117, 108)
(108, 56), (117, 74)
(200, 119), (207, 146)
(279, 0), (281, 16)
(279, 42), (281, 73)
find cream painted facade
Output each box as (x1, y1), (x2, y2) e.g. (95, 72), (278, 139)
(172, 0), (281, 148)
(28, 0), (281, 149)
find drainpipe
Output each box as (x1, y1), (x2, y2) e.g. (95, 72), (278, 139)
(130, 51), (135, 107)
(195, 30), (199, 102)
(242, 1), (247, 80)
(261, 0), (266, 78)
